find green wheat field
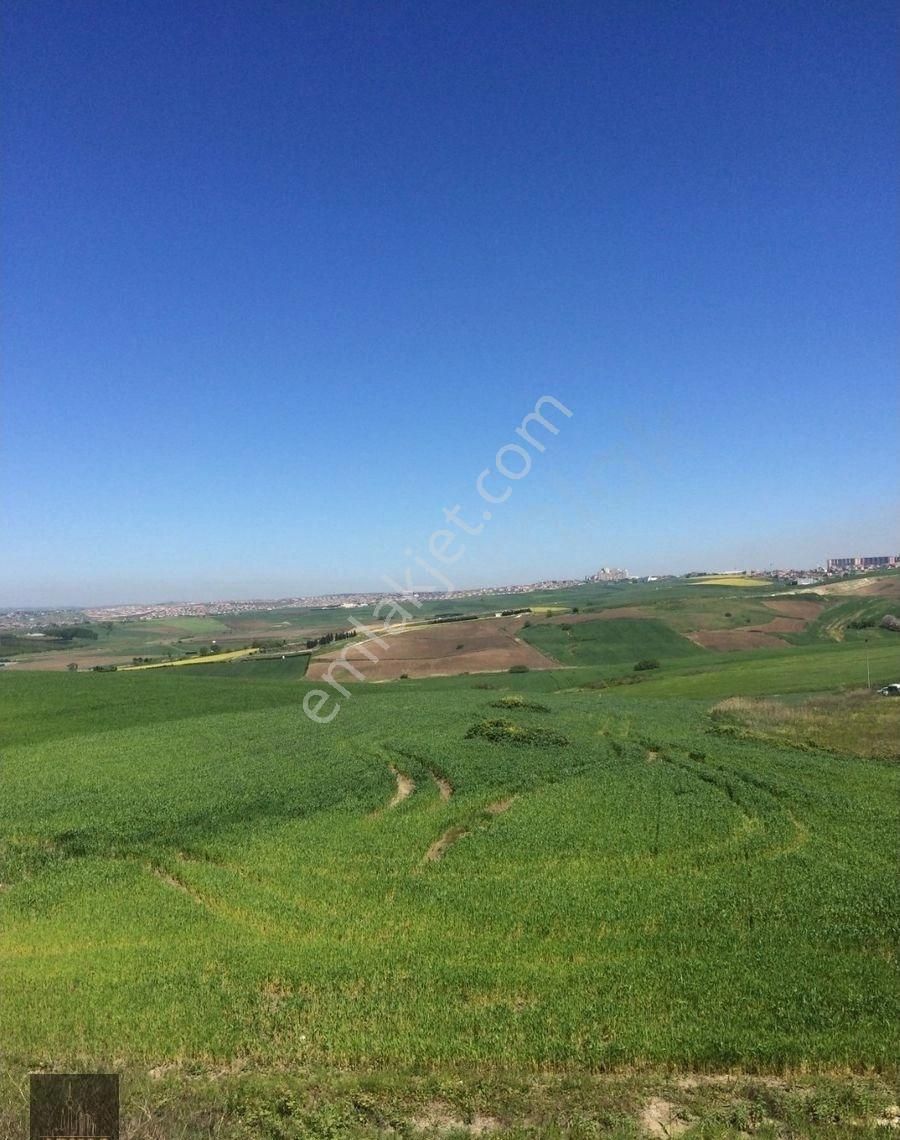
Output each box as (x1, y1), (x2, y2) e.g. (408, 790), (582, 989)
(1, 581), (899, 1138)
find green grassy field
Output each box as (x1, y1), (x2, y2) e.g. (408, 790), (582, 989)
(520, 616), (705, 667)
(1, 625), (899, 1137)
(611, 640), (900, 699)
(184, 652), (311, 679)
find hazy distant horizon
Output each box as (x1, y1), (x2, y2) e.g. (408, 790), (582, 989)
(6, 534), (898, 611)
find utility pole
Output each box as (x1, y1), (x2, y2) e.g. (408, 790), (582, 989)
(865, 637), (871, 690)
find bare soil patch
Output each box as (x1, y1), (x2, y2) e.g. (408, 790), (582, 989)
(640, 1096), (688, 1138)
(388, 765), (415, 809)
(430, 772), (453, 801)
(687, 629), (789, 652)
(411, 1102), (500, 1135)
(425, 826), (468, 862)
(308, 616), (555, 681)
(484, 797), (515, 815)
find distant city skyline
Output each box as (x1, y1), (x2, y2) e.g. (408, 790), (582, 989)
(4, 541), (898, 611)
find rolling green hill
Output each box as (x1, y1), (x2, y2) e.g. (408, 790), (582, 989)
(1, 645), (898, 1137)
(520, 616), (704, 667)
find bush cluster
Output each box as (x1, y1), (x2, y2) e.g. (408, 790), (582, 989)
(489, 696), (550, 712)
(464, 718), (570, 746)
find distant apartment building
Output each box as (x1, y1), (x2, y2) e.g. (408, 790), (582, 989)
(827, 555), (899, 574)
(588, 567), (629, 582)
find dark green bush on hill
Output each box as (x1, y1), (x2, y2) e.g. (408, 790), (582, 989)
(465, 718), (570, 746)
(508, 664), (530, 673)
(490, 696), (550, 712)
(634, 658), (661, 671)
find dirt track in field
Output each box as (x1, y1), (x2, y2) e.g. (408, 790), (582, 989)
(388, 765), (415, 808)
(425, 825), (469, 862)
(307, 616), (556, 681)
(431, 771), (453, 801)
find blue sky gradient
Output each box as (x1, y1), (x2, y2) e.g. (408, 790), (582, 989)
(2, 0), (897, 605)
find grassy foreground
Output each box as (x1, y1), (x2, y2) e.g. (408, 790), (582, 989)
(1, 641), (898, 1136)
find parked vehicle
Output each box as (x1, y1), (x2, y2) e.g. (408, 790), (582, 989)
(876, 683), (900, 696)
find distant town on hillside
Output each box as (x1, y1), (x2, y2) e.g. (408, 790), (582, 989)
(2, 554), (897, 631)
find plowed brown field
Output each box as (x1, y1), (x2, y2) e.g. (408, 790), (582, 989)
(307, 616), (557, 681)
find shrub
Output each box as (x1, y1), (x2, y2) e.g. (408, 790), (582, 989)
(464, 718), (570, 746)
(490, 696), (550, 712)
(508, 664), (530, 673)
(634, 658), (661, 671)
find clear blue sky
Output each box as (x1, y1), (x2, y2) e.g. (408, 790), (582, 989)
(2, 0), (897, 606)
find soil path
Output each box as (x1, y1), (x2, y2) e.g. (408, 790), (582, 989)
(425, 825), (468, 862)
(431, 771), (453, 801)
(388, 764), (415, 808)
(484, 797), (515, 815)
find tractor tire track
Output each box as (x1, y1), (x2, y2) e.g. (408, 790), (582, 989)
(422, 797), (515, 863)
(150, 864), (206, 907)
(424, 825), (469, 862)
(430, 771), (453, 801)
(388, 764), (415, 808)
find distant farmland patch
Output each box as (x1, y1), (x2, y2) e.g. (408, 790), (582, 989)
(307, 616), (555, 681)
(521, 617), (704, 667)
(139, 615), (230, 635)
(184, 652), (310, 679)
(544, 606), (654, 623)
(761, 598), (825, 621)
(687, 628), (790, 652)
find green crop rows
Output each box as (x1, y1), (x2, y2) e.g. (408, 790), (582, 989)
(1, 664), (897, 1074)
